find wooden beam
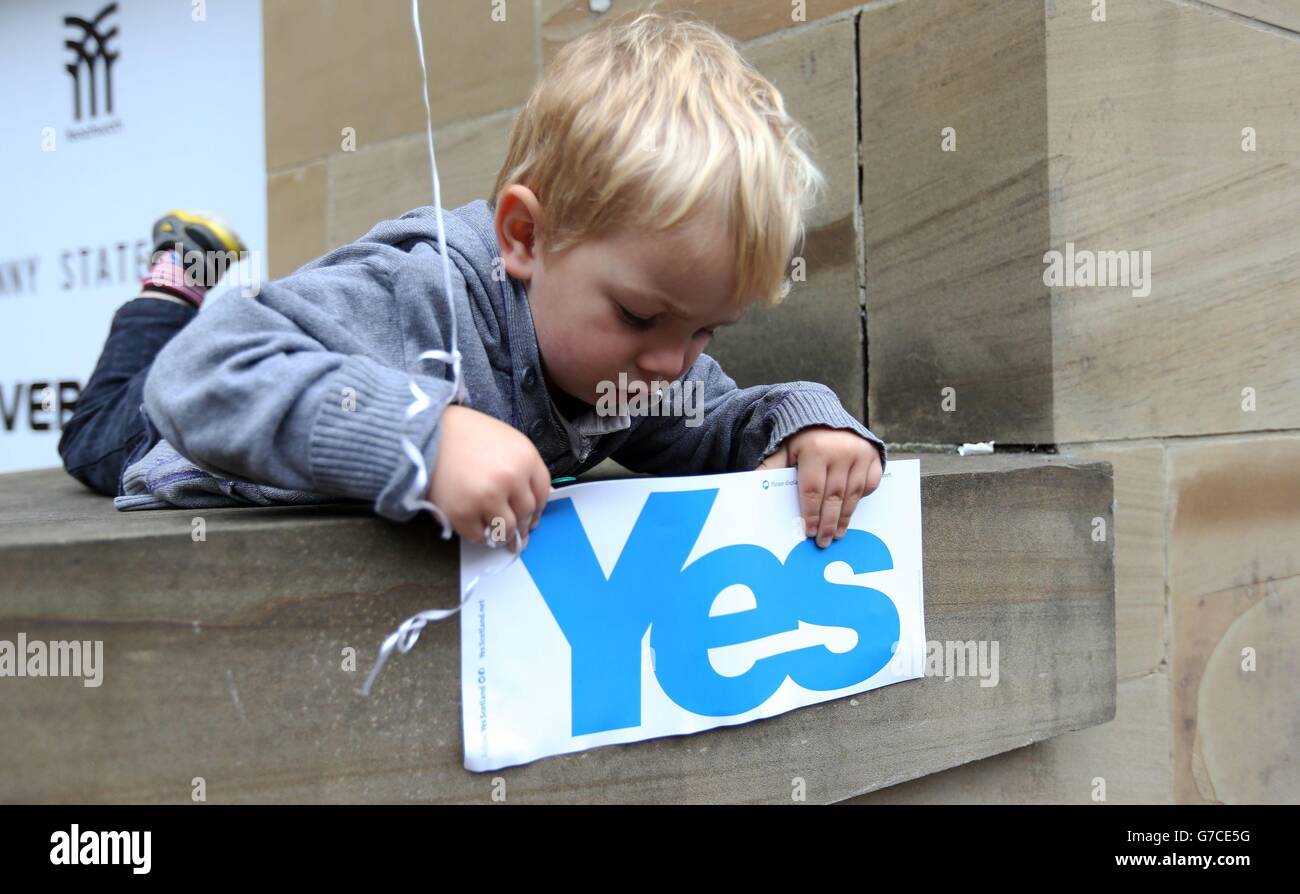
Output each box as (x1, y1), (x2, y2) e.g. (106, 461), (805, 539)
(0, 455), (1114, 803)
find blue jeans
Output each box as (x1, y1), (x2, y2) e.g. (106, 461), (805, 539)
(59, 298), (196, 496)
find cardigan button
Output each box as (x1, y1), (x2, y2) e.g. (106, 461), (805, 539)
(529, 418), (546, 439)
(522, 368), (537, 389)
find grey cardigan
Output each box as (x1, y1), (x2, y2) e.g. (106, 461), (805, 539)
(117, 199), (887, 522)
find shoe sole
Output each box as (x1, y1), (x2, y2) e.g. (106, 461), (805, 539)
(154, 209), (247, 257)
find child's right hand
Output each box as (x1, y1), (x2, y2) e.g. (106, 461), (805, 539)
(427, 404), (553, 551)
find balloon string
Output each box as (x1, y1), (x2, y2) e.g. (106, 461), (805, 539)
(359, 0), (480, 698)
(398, 0), (466, 537)
(358, 529), (525, 697)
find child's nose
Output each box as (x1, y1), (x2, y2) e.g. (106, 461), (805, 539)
(636, 345), (689, 382)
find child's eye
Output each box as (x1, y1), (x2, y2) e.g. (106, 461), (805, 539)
(619, 306), (653, 329)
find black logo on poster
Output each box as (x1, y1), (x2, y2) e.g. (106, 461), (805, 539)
(64, 3), (120, 121)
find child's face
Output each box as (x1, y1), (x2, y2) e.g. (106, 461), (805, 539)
(496, 186), (750, 409)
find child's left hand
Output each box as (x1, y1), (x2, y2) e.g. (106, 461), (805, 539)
(756, 425), (883, 549)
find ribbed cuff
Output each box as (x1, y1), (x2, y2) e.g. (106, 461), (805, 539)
(764, 387), (888, 473)
(310, 355), (456, 521)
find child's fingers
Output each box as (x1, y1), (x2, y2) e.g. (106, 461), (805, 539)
(814, 461), (851, 548)
(484, 500), (522, 552)
(529, 461), (551, 531)
(866, 448), (884, 491)
(798, 458), (828, 541)
(836, 459), (870, 538)
(506, 485), (536, 552)
(454, 509), (493, 546)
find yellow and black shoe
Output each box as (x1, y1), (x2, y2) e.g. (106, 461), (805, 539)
(144, 210), (247, 306)
(151, 209), (247, 259)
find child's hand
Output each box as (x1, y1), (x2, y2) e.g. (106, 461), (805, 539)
(428, 404), (553, 551)
(756, 425), (883, 548)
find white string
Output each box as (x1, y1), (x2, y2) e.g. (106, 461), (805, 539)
(358, 0), (527, 697)
(357, 528), (523, 697)
(399, 0), (466, 536)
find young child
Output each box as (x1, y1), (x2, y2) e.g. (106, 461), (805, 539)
(60, 11), (887, 554)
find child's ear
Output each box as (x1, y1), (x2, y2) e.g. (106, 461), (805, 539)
(511, 219), (533, 247)
(495, 186), (544, 280)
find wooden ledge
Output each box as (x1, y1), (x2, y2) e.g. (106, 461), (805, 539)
(0, 454), (1114, 803)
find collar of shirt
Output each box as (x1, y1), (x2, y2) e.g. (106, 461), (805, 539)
(552, 403), (632, 461)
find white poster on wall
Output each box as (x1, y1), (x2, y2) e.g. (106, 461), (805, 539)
(460, 459), (926, 772)
(0, 0), (265, 474)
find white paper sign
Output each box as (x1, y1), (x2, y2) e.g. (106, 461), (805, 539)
(460, 458), (925, 772)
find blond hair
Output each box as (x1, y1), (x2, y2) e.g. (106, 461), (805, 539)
(490, 8), (827, 308)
